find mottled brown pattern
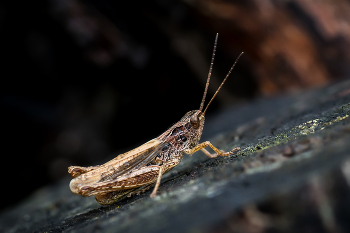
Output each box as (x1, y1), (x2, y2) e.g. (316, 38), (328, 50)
(68, 36), (241, 204)
(158, 110), (205, 149)
(166, 126), (189, 150)
(69, 110), (207, 201)
(153, 144), (180, 164)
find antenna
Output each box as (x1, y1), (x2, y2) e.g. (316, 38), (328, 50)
(199, 33), (218, 112)
(203, 51), (244, 115)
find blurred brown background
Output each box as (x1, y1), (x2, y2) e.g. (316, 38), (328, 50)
(1, 0), (350, 211)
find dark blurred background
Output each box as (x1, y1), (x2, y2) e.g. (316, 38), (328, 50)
(1, 0), (350, 211)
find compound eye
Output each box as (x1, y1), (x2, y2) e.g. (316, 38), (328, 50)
(190, 114), (200, 129)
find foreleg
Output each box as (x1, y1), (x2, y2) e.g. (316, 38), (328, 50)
(184, 141), (240, 158)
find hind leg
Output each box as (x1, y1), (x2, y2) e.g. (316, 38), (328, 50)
(95, 185), (153, 205)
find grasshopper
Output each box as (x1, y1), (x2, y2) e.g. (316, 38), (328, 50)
(68, 34), (243, 205)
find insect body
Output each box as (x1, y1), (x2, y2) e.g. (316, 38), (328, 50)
(68, 34), (243, 205)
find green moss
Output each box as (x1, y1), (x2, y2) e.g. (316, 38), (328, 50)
(234, 103), (350, 157)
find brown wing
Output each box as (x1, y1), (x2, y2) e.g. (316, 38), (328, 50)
(68, 165), (100, 178)
(98, 139), (168, 181)
(69, 139), (168, 195)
